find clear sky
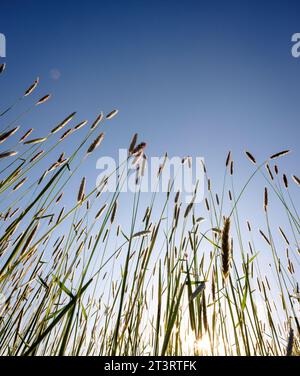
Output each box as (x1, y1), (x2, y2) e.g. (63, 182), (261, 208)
(0, 0), (299, 262)
(1, 0), (299, 163)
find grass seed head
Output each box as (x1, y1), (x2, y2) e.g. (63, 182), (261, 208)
(283, 174), (288, 189)
(264, 187), (268, 211)
(292, 175), (300, 186)
(129, 133), (138, 155)
(36, 94), (51, 106)
(221, 217), (231, 280)
(51, 112), (76, 134)
(19, 128), (33, 143)
(106, 109), (119, 120)
(86, 132), (105, 155)
(270, 150), (290, 160)
(24, 77), (39, 97)
(0, 150), (18, 159)
(225, 151), (231, 167)
(245, 151), (256, 164)
(286, 328), (294, 356)
(90, 113), (103, 129)
(0, 63), (6, 74)
(77, 177), (86, 203)
(0, 127), (20, 144)
(24, 137), (47, 145)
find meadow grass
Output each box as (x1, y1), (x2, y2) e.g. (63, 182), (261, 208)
(0, 70), (299, 356)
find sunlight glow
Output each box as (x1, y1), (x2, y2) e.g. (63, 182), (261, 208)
(195, 334), (211, 355)
(184, 332), (211, 355)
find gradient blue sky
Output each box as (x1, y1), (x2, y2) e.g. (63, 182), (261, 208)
(0, 0), (299, 228)
(1, 0), (300, 158)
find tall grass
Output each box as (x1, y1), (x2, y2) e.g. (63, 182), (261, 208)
(0, 71), (299, 356)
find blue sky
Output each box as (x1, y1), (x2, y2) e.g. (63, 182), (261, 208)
(0, 0), (299, 256)
(1, 0), (300, 161)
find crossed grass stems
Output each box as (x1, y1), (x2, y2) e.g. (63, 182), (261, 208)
(0, 67), (299, 356)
